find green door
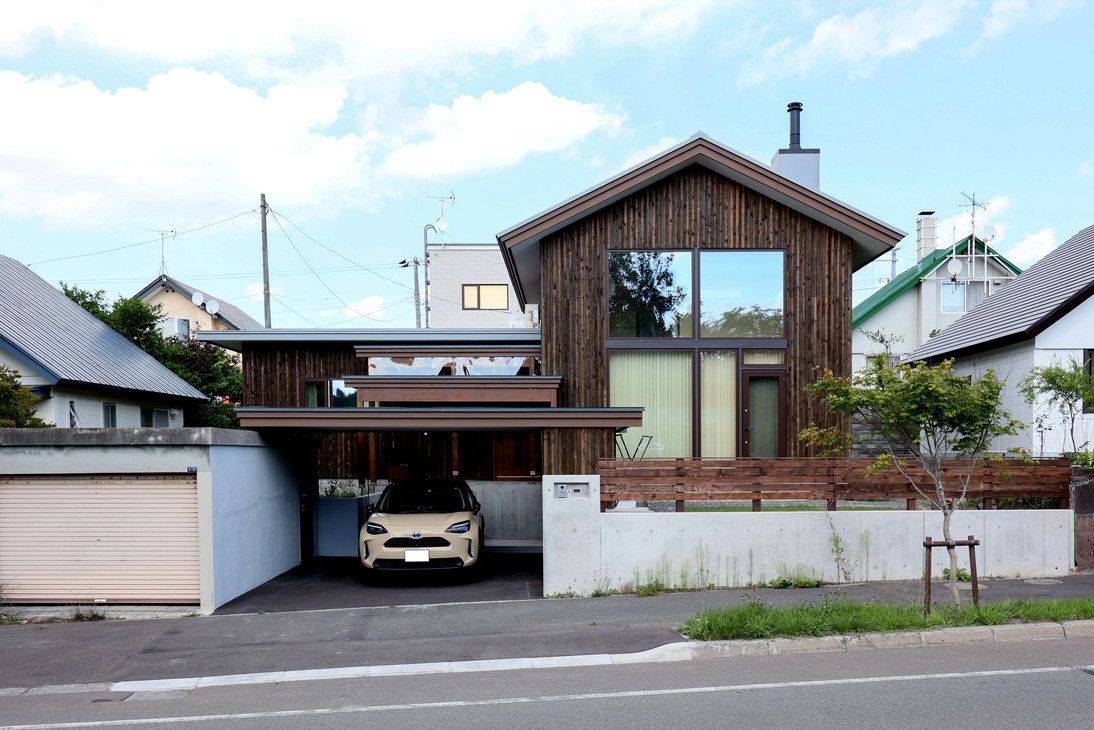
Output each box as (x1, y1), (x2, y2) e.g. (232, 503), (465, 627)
(743, 374), (785, 457)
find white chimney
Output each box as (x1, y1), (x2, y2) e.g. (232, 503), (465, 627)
(770, 102), (820, 190)
(916, 212), (937, 262)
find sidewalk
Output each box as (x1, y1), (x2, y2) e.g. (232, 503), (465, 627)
(3, 573), (1094, 696)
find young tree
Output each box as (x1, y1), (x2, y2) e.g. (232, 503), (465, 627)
(1018, 356), (1094, 455)
(807, 356), (1020, 606)
(0, 365), (52, 428)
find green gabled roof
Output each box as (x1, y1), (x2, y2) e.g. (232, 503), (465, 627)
(852, 237), (1022, 329)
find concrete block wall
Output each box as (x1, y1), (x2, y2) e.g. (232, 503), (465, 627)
(543, 475), (1074, 596)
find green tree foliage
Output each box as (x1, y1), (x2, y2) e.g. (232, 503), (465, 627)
(701, 305), (783, 338)
(1018, 356), (1094, 454)
(158, 338), (243, 428)
(608, 252), (687, 337)
(0, 365), (52, 428)
(63, 285), (243, 428)
(806, 355), (1020, 606)
(62, 284), (165, 354)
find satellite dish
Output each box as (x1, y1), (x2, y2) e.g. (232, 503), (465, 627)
(191, 291), (205, 307)
(206, 300), (220, 315)
(435, 215), (448, 233)
(947, 258), (964, 275)
(982, 226), (997, 241)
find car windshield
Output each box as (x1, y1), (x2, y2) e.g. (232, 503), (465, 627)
(375, 482), (471, 514)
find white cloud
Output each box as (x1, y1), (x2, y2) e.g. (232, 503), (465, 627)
(0, 69), (373, 224)
(0, 2), (719, 80)
(384, 82), (624, 178)
(1079, 160), (1094, 176)
(965, 0), (1074, 56)
(616, 136), (681, 173)
(343, 295), (388, 321)
(934, 196), (1011, 248)
(1001, 227), (1057, 267)
(740, 0), (971, 84)
(246, 282), (283, 302)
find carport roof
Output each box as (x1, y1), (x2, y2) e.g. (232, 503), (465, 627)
(199, 328), (540, 353)
(234, 406), (642, 431)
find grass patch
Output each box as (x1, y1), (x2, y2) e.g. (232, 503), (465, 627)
(681, 597), (1094, 640)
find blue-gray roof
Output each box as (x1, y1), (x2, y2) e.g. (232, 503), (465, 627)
(0, 256), (206, 401)
(133, 274), (263, 330)
(909, 224), (1094, 362)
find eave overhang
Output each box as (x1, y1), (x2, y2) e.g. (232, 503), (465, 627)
(343, 376), (561, 406)
(235, 406), (642, 432)
(497, 132), (905, 308)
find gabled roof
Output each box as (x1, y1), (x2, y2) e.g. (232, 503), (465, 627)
(0, 256), (205, 401)
(909, 224), (1094, 363)
(853, 237), (1022, 329)
(497, 132), (906, 307)
(134, 274), (263, 330)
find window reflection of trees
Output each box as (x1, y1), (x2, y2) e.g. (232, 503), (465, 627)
(608, 252), (690, 337)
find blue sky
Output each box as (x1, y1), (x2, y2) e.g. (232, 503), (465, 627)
(1, 1), (1090, 328)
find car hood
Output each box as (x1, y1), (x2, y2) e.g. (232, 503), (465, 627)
(368, 512), (472, 529)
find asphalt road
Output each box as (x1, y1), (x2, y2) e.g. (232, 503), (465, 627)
(4, 637), (1093, 729)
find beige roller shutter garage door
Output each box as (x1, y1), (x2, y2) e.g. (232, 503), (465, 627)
(0, 474), (199, 604)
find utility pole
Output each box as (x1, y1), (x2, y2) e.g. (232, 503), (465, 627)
(400, 257), (422, 327)
(260, 193), (271, 328)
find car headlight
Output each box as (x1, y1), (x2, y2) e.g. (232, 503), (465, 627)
(365, 521), (388, 535)
(445, 520), (471, 533)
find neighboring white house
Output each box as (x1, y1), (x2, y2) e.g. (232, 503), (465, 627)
(0, 255), (206, 427)
(852, 213), (1021, 370)
(134, 274), (263, 338)
(908, 224), (1094, 456)
(426, 242), (534, 328)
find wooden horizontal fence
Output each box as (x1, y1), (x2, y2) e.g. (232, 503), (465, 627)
(597, 458), (1072, 512)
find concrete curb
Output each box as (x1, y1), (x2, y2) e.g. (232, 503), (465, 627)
(4, 620), (1093, 698)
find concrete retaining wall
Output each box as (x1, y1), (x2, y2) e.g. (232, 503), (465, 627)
(542, 475), (1075, 596)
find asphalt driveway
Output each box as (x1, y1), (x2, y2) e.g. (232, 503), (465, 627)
(214, 552), (544, 614)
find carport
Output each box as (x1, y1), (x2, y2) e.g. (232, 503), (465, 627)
(198, 328), (642, 564)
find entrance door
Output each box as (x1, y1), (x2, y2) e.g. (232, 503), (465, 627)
(742, 373), (786, 457)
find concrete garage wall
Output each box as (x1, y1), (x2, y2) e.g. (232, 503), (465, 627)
(0, 429), (302, 613)
(542, 475), (1074, 596)
(209, 446), (300, 609)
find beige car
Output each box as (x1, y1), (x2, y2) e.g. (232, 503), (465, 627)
(359, 479), (484, 571)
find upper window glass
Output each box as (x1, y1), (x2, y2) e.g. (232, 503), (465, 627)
(700, 251), (784, 337)
(608, 251), (692, 338)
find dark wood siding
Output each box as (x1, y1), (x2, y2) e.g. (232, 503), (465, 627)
(243, 345), (361, 478)
(543, 427), (615, 475)
(539, 166), (852, 459)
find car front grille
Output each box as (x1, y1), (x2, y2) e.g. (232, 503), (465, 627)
(384, 537), (450, 548)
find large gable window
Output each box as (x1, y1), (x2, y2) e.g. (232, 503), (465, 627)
(608, 248), (786, 458)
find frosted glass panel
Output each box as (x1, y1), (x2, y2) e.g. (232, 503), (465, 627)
(700, 351), (737, 457)
(610, 351), (692, 457)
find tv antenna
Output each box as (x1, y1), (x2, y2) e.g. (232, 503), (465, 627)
(150, 228), (176, 275)
(428, 191), (455, 235)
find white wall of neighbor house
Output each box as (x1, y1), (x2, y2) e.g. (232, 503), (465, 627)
(428, 244), (526, 328)
(852, 292), (919, 371)
(950, 342), (1037, 456)
(541, 477), (1073, 596)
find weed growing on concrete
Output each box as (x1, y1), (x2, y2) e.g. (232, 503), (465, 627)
(942, 567), (973, 582)
(681, 597), (1094, 641)
(826, 513), (858, 583)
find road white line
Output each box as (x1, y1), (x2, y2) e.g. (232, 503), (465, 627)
(4, 664), (1092, 729)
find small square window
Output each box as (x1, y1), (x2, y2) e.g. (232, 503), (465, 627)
(462, 284), (508, 310)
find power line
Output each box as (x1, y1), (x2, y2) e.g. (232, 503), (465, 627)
(27, 208), (256, 267)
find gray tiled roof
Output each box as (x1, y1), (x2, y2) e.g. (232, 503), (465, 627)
(0, 256), (206, 400)
(134, 274), (263, 330)
(909, 224), (1094, 362)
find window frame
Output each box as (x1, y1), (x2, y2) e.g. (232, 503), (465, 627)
(1085, 350), (1094, 415)
(606, 247), (788, 458)
(462, 284), (510, 311)
(102, 402), (117, 428)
